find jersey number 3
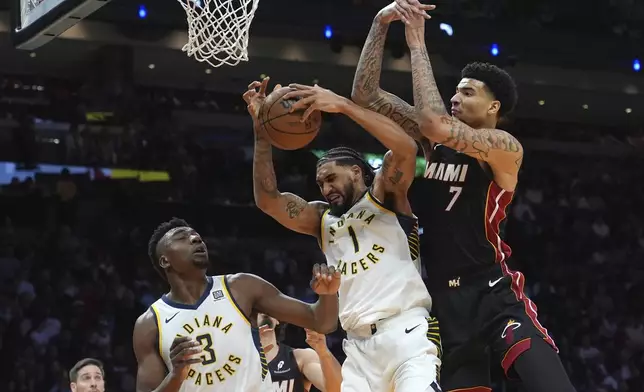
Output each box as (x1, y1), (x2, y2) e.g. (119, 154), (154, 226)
(445, 186), (462, 211)
(196, 334), (217, 365)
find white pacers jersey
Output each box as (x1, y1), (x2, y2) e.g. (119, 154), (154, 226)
(321, 191), (432, 331)
(150, 276), (271, 392)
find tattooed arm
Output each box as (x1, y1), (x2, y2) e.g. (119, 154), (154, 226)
(351, 10), (427, 147)
(404, 17), (448, 115)
(418, 114), (523, 190)
(253, 129), (327, 238)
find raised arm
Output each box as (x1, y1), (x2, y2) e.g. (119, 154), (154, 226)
(404, 8), (448, 116)
(133, 311), (201, 392)
(404, 13), (523, 189)
(417, 114), (523, 184)
(239, 264), (340, 334)
(350, 5), (425, 142)
(244, 78), (328, 238)
(284, 85), (417, 214)
(295, 329), (342, 392)
(253, 128), (327, 236)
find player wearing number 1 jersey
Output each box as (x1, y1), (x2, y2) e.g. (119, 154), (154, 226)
(352, 2), (575, 392)
(246, 78), (441, 392)
(132, 218), (340, 392)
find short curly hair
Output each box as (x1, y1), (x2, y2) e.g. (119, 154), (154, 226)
(147, 217), (190, 279)
(461, 62), (518, 117)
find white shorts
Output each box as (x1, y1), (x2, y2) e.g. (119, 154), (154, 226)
(341, 307), (442, 392)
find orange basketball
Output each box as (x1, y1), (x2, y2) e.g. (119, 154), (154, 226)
(259, 87), (322, 150)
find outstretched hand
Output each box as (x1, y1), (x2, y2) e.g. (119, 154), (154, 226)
(242, 76), (282, 121)
(282, 84), (348, 122)
(310, 263), (341, 295)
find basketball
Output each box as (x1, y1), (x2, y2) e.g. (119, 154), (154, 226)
(260, 87), (322, 150)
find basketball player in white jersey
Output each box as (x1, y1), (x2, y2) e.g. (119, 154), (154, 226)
(246, 78), (442, 392)
(133, 217), (341, 392)
(258, 313), (342, 392)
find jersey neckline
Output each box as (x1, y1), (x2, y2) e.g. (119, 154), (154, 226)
(160, 276), (214, 310)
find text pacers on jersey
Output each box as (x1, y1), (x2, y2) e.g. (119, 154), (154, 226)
(336, 244), (386, 276)
(177, 314), (245, 386)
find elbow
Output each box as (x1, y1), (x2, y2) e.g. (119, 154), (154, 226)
(400, 137), (418, 157)
(350, 89), (376, 108)
(254, 195), (275, 215)
(317, 318), (338, 335)
(417, 110), (442, 141)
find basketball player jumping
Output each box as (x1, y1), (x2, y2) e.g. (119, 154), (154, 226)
(133, 217), (341, 392)
(245, 78), (442, 392)
(258, 313), (342, 392)
(352, 2), (576, 391)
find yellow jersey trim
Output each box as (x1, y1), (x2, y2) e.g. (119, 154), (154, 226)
(149, 304), (163, 359)
(221, 276), (251, 326)
(365, 191), (395, 215)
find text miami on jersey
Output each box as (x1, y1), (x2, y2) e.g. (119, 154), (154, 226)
(150, 276), (271, 392)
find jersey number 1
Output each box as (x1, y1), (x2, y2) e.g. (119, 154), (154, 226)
(348, 226), (360, 253)
(445, 186), (462, 211)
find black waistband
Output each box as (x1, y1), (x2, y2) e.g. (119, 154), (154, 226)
(426, 263), (504, 292)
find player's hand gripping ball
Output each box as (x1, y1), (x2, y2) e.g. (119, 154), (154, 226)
(310, 263), (341, 295)
(242, 76), (322, 150)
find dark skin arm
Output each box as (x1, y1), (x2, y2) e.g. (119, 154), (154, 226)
(227, 267), (340, 334)
(244, 79), (328, 237)
(133, 311), (201, 392)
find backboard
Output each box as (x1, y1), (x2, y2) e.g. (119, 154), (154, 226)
(11, 0), (112, 50)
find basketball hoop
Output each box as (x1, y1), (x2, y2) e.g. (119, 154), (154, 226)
(178, 0), (259, 68)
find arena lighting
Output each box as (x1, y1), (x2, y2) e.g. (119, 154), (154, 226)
(490, 43), (499, 57)
(634, 59), (641, 72)
(324, 25), (333, 40)
(439, 23), (453, 37)
(312, 150), (425, 177)
(138, 5), (147, 19)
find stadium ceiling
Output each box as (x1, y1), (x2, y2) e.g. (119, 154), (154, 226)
(0, 0), (642, 125)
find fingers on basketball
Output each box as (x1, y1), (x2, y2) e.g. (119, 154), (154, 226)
(259, 86), (322, 150)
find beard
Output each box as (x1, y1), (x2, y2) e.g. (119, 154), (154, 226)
(328, 183), (356, 217)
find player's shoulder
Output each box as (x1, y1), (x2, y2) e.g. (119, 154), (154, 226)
(133, 308), (159, 344)
(135, 308), (157, 328)
(310, 200), (329, 215)
(225, 273), (268, 292)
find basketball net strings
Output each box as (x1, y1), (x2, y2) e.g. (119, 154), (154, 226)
(179, 0), (259, 68)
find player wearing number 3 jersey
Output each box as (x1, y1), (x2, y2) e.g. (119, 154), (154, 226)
(132, 218), (340, 392)
(247, 78), (442, 392)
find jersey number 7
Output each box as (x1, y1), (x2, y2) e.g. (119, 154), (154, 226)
(445, 186), (463, 211)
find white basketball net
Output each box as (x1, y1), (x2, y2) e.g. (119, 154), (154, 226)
(179, 0), (259, 68)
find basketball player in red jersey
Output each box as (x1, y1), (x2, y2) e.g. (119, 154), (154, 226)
(351, 2), (576, 392)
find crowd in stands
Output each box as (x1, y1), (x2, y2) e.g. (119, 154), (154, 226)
(0, 139), (642, 392)
(1, 73), (643, 392)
